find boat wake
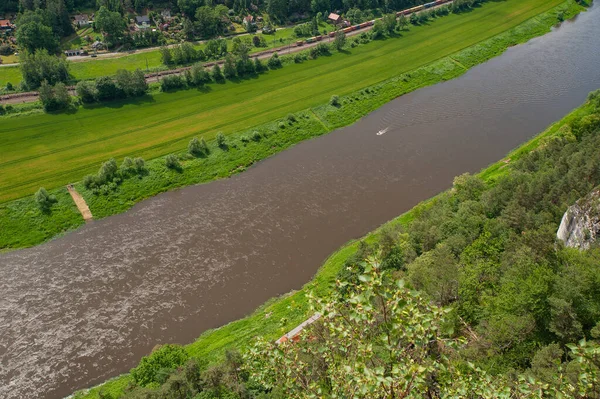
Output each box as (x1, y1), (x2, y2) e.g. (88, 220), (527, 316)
(377, 127), (390, 136)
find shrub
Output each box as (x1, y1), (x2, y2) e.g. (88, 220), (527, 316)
(287, 113), (297, 123)
(254, 57), (265, 73)
(34, 187), (56, 211)
(334, 30), (346, 50)
(216, 132), (226, 147)
(330, 95), (340, 107)
(0, 44), (13, 56)
(267, 52), (282, 69)
(95, 76), (119, 101)
(294, 53), (303, 63)
(83, 174), (94, 189)
(160, 75), (186, 91)
(5, 82), (13, 91)
(278, 122), (286, 129)
(165, 154), (181, 170)
(212, 64), (224, 82)
(134, 157), (146, 173)
(39, 80), (71, 111)
(131, 344), (188, 387)
(189, 63), (210, 86)
(98, 158), (118, 184)
(120, 157), (135, 174)
(188, 136), (204, 156)
(251, 130), (262, 141)
(76, 80), (97, 103)
(223, 55), (237, 79)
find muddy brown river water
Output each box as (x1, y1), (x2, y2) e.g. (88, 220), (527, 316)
(2, 4), (600, 398)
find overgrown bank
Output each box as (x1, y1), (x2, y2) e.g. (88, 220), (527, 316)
(0, 0), (585, 251)
(73, 89), (600, 399)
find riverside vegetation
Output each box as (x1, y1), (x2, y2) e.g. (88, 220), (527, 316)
(73, 89), (600, 399)
(0, 0), (586, 251)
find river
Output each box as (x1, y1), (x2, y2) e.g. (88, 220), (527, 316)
(1, 3), (600, 398)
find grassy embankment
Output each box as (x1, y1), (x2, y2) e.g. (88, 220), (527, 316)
(0, 23), (333, 87)
(0, 0), (582, 251)
(67, 2), (592, 398)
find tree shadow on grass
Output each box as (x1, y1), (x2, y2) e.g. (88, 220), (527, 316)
(79, 94), (157, 111)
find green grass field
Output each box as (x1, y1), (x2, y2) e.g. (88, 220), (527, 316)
(0, 0), (568, 203)
(0, 23), (332, 87)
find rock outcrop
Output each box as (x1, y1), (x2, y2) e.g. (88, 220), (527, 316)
(557, 189), (600, 250)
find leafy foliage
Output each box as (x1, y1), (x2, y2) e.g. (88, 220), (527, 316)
(130, 344), (189, 387)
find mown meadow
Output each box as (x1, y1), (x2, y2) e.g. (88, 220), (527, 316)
(0, 0), (584, 251)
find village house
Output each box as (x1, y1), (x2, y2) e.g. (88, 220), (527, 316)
(328, 12), (341, 25)
(73, 14), (90, 27)
(0, 19), (13, 30)
(135, 15), (151, 30)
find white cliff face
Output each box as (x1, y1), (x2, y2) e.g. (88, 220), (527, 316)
(557, 189), (600, 250)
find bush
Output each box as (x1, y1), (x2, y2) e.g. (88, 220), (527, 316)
(34, 187), (56, 211)
(76, 80), (97, 103)
(223, 55), (237, 79)
(216, 132), (226, 147)
(188, 136), (205, 156)
(165, 154), (181, 170)
(330, 95), (340, 107)
(189, 63), (210, 86)
(134, 157), (146, 173)
(267, 52), (282, 69)
(131, 344), (189, 387)
(251, 130), (262, 141)
(212, 64), (224, 82)
(254, 57), (265, 73)
(83, 174), (94, 189)
(120, 157), (135, 174)
(95, 76), (119, 101)
(39, 80), (71, 111)
(160, 75), (186, 91)
(0, 44), (13, 56)
(287, 113), (297, 123)
(334, 30), (346, 50)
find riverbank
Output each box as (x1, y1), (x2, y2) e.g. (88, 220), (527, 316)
(0, 0), (584, 252)
(73, 83), (599, 399)
(64, 5), (595, 399)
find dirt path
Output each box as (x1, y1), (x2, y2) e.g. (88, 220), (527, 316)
(67, 185), (93, 222)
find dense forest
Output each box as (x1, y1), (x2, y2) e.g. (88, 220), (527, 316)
(83, 92), (600, 399)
